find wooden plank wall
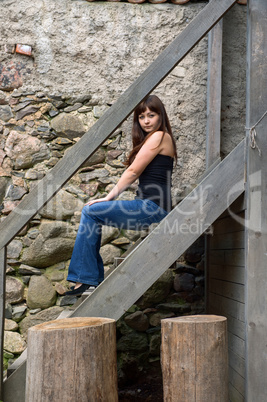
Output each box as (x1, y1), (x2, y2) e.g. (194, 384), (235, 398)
(207, 196), (245, 401)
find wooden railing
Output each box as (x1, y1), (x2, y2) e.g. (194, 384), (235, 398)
(0, 0), (238, 400)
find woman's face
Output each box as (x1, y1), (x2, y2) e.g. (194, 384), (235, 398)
(138, 107), (160, 134)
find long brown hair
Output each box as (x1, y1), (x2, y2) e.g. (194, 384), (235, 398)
(125, 95), (177, 166)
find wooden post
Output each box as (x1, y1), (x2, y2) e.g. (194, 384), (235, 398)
(205, 12), (223, 320)
(25, 317), (118, 402)
(161, 315), (228, 401)
(0, 247), (7, 401)
(246, 0), (267, 399)
(206, 17), (222, 169)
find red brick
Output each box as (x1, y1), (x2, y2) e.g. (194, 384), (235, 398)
(15, 44), (32, 57)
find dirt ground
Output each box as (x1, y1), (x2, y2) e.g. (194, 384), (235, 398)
(118, 373), (163, 402)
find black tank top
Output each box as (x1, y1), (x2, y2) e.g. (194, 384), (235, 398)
(136, 154), (173, 212)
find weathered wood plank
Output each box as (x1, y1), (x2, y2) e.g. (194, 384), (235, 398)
(208, 301), (245, 339)
(229, 383), (245, 402)
(3, 363), (26, 402)
(229, 367), (245, 397)
(212, 214), (245, 235)
(228, 332), (245, 359)
(229, 350), (245, 379)
(209, 264), (245, 285)
(0, 0), (238, 252)
(209, 278), (244, 303)
(217, 194), (246, 220)
(209, 231), (244, 250)
(209, 249), (245, 267)
(206, 17), (223, 167)
(197, 157), (221, 184)
(227, 315), (245, 340)
(218, 249), (245, 266)
(6, 350), (27, 378)
(245, 1), (267, 399)
(0, 247), (6, 400)
(208, 292), (245, 322)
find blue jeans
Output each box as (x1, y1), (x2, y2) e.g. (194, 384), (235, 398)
(67, 199), (168, 285)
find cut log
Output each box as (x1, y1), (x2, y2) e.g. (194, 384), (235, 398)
(127, 0), (146, 3)
(25, 317), (118, 402)
(161, 315), (228, 401)
(170, 0), (190, 4)
(148, 0), (167, 4)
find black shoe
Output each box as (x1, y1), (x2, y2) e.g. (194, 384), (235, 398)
(65, 284), (90, 296)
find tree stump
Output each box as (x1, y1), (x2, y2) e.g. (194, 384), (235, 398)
(170, 0), (190, 4)
(26, 317), (118, 402)
(161, 315), (228, 402)
(148, 0), (167, 4)
(127, 0), (146, 4)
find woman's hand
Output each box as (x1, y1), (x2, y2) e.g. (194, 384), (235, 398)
(85, 196), (110, 206)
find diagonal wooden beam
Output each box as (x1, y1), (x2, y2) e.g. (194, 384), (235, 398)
(0, 0), (237, 251)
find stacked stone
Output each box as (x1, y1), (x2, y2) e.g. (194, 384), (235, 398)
(0, 89), (204, 380)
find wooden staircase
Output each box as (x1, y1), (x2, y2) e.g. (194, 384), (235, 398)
(3, 138), (245, 402)
(0, 1), (240, 400)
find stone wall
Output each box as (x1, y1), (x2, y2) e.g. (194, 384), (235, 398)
(0, 0), (246, 384)
(0, 1), (247, 196)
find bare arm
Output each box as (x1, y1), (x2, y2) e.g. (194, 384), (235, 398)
(86, 132), (164, 206)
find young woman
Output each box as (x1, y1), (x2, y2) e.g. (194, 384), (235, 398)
(65, 94), (177, 296)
